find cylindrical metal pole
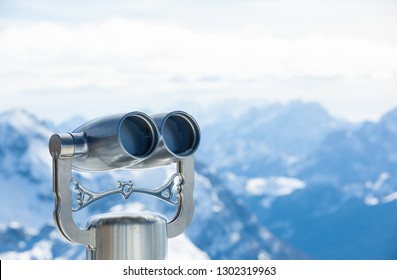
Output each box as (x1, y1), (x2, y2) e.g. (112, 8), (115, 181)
(86, 213), (168, 260)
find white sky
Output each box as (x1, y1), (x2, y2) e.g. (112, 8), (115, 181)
(0, 0), (396, 123)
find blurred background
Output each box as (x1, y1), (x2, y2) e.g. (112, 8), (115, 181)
(0, 0), (397, 259)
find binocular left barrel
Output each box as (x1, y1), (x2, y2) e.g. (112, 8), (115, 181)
(49, 111), (200, 171)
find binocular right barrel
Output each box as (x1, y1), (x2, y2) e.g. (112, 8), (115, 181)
(70, 111), (200, 172)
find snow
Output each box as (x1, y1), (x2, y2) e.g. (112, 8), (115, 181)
(0, 109), (52, 139)
(210, 192), (224, 212)
(258, 251), (271, 260)
(192, 173), (225, 219)
(246, 178), (267, 195)
(366, 172), (389, 191)
(364, 196), (379, 206)
(110, 202), (146, 213)
(30, 240), (53, 259)
(168, 233), (209, 260)
(0, 240), (52, 260)
(383, 192), (397, 204)
(245, 176), (306, 197)
(9, 221), (22, 229)
(261, 197), (275, 209)
(271, 241), (282, 254)
(260, 228), (272, 241)
(230, 232), (240, 244)
(211, 204), (223, 212)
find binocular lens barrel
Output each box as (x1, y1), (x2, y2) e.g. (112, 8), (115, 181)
(52, 111), (200, 171)
(119, 115), (155, 158)
(70, 112), (158, 171)
(163, 113), (199, 157)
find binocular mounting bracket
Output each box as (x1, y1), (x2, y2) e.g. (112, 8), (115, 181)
(71, 172), (182, 212)
(50, 134), (195, 249)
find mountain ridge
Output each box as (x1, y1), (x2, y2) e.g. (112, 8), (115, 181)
(0, 107), (303, 259)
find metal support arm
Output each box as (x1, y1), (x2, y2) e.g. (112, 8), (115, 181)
(50, 133), (195, 245)
(52, 157), (95, 247)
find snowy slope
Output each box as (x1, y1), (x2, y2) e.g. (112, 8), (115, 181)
(0, 109), (54, 228)
(243, 107), (397, 259)
(191, 163), (305, 259)
(295, 107), (397, 202)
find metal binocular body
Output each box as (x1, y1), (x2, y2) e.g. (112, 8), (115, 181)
(49, 111), (200, 259)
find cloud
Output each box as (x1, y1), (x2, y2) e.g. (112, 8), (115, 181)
(0, 1), (396, 121)
(1, 18), (396, 91)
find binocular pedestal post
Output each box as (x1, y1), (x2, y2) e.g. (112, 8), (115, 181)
(86, 213), (168, 260)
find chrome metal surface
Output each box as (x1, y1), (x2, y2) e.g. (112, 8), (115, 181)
(51, 154), (95, 247)
(72, 173), (182, 211)
(58, 111), (200, 171)
(49, 133), (89, 158)
(167, 157), (195, 238)
(72, 112), (158, 171)
(132, 111), (200, 168)
(86, 213), (167, 260)
(49, 133), (75, 158)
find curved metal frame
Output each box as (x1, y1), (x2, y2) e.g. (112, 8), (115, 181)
(49, 133), (196, 249)
(49, 111), (200, 250)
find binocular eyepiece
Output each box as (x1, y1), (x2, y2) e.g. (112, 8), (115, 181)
(49, 111), (200, 171)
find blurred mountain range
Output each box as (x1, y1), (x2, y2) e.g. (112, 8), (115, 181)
(0, 101), (396, 259)
(0, 107), (299, 259)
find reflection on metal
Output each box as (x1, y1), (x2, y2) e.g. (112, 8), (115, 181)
(86, 213), (168, 260)
(71, 173), (182, 211)
(49, 111), (200, 260)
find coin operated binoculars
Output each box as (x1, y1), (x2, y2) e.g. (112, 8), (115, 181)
(49, 111), (200, 260)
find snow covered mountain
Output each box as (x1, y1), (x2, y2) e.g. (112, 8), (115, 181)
(221, 106), (397, 259)
(198, 100), (348, 177)
(2, 102), (396, 260)
(0, 109), (54, 228)
(0, 108), (301, 259)
(296, 108), (397, 186)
